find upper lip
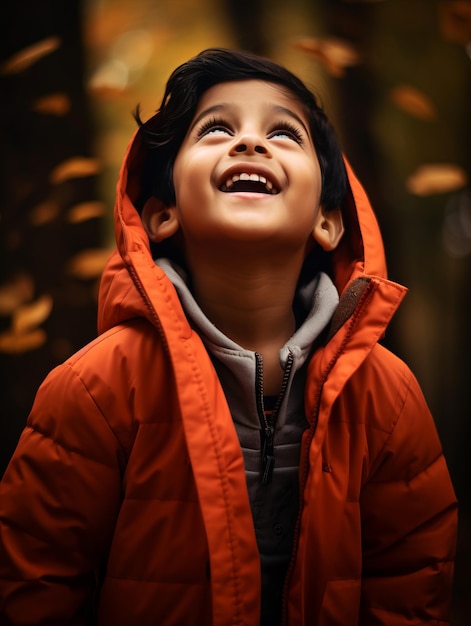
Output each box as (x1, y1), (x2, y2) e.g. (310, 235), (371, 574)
(217, 163), (281, 194)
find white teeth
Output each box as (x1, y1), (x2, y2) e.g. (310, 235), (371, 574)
(223, 172), (276, 193)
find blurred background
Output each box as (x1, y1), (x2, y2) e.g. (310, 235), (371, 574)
(1, 0), (470, 622)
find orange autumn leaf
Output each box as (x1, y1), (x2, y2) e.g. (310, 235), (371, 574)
(1, 37), (61, 74)
(50, 157), (101, 184)
(29, 201), (60, 226)
(0, 329), (47, 354)
(292, 36), (361, 77)
(67, 248), (113, 279)
(32, 93), (71, 116)
(0, 274), (34, 315)
(406, 163), (468, 196)
(68, 201), (106, 223)
(390, 85), (437, 121)
(439, 0), (471, 44)
(13, 295), (53, 334)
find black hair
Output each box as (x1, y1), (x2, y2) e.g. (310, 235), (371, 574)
(134, 47), (347, 212)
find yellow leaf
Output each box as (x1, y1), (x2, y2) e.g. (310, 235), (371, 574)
(67, 248), (112, 279)
(13, 295), (53, 334)
(68, 201), (106, 223)
(0, 274), (34, 315)
(50, 157), (101, 184)
(0, 329), (47, 354)
(406, 164), (468, 196)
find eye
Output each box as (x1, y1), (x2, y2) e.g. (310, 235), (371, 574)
(197, 117), (233, 138)
(269, 121), (304, 144)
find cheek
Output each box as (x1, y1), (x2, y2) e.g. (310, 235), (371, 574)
(172, 159), (193, 208)
(173, 154), (208, 206)
(294, 161), (323, 204)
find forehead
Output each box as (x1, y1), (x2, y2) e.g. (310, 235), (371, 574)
(194, 79), (308, 123)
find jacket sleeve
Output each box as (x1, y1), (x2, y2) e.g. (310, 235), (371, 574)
(0, 361), (126, 625)
(359, 365), (458, 625)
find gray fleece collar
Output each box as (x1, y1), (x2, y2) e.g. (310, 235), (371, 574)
(155, 258), (339, 369)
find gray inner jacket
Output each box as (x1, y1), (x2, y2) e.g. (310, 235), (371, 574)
(156, 258), (339, 623)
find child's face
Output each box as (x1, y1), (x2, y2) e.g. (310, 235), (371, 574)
(168, 80), (326, 253)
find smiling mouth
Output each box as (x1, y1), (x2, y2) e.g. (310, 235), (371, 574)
(220, 172), (279, 195)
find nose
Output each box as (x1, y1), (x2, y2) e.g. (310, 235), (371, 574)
(229, 133), (271, 157)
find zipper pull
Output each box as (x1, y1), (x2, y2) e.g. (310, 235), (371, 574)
(261, 426), (275, 485)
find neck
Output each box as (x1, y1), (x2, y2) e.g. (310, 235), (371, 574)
(178, 234), (314, 392)
(200, 276), (296, 348)
(186, 248), (306, 394)
(192, 255), (302, 343)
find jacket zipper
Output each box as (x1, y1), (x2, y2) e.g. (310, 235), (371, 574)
(280, 280), (376, 625)
(256, 351), (294, 485)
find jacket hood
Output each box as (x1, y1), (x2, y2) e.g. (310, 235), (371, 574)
(98, 123), (401, 336)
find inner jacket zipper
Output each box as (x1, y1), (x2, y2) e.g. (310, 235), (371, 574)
(255, 351), (294, 485)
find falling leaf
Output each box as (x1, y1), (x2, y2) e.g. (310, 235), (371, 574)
(0, 274), (34, 315)
(32, 93), (70, 115)
(292, 36), (361, 77)
(1, 37), (61, 75)
(439, 0), (471, 45)
(12, 294), (53, 334)
(67, 248), (113, 279)
(29, 200), (60, 226)
(0, 329), (47, 354)
(50, 157), (101, 184)
(68, 201), (106, 223)
(390, 85), (437, 121)
(406, 164), (468, 196)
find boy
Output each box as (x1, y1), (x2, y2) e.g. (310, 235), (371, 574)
(0, 48), (457, 625)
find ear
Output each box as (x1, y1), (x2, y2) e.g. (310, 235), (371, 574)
(141, 196), (180, 243)
(312, 206), (344, 251)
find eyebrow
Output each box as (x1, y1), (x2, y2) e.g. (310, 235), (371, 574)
(189, 102), (310, 136)
(189, 104), (226, 132)
(273, 105), (310, 136)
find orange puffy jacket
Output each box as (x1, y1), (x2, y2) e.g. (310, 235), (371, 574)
(0, 127), (457, 625)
